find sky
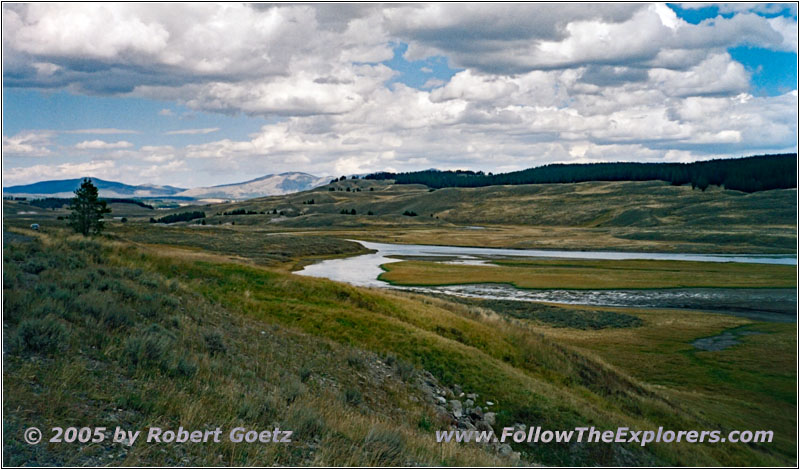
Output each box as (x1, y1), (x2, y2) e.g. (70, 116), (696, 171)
(2, 3), (798, 188)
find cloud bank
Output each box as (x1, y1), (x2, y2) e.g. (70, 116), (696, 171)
(2, 3), (796, 185)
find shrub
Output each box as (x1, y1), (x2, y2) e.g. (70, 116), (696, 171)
(417, 415), (432, 431)
(361, 427), (406, 466)
(238, 394), (278, 422)
(77, 290), (111, 320)
(343, 387), (363, 406)
(22, 258), (48, 275)
(124, 326), (174, 369)
(285, 405), (325, 439)
(204, 331), (226, 355)
(115, 391), (155, 414)
(168, 315), (182, 330)
(395, 360), (416, 382)
(346, 353), (364, 369)
(103, 306), (135, 329)
(2, 289), (29, 324)
(175, 356), (198, 377)
(280, 378), (306, 404)
(13, 316), (68, 354)
(384, 353), (397, 367)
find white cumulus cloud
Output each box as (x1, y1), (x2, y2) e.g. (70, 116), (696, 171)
(75, 139), (134, 150)
(1, 3), (796, 187)
(2, 131), (55, 157)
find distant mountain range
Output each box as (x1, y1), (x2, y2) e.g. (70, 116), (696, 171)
(3, 178), (186, 199)
(3, 172), (331, 201)
(176, 172), (331, 199)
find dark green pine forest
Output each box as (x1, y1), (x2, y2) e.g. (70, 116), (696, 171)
(366, 153), (797, 193)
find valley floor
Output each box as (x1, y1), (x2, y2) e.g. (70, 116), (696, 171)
(3, 182), (797, 466)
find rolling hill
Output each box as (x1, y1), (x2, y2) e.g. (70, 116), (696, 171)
(192, 179), (796, 253)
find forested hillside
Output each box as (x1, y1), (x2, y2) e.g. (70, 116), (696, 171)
(366, 154), (796, 193)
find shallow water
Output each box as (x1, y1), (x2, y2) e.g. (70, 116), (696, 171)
(693, 330), (765, 351)
(409, 284), (796, 322)
(295, 240), (797, 321)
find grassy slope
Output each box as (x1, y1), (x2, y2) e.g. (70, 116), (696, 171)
(138, 242), (794, 465)
(378, 258), (796, 289)
(110, 224), (371, 268)
(3, 234), (510, 466)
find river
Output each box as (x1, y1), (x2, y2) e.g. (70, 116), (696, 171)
(295, 240), (797, 321)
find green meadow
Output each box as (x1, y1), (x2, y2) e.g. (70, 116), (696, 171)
(378, 258), (796, 289)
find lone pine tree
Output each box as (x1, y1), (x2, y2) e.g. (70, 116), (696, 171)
(68, 178), (111, 236)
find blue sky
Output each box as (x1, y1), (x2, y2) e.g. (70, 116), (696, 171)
(382, 43), (462, 90)
(3, 89), (264, 147)
(3, 3), (797, 187)
(667, 3), (797, 96)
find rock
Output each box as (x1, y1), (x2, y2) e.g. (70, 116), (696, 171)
(452, 384), (462, 395)
(486, 401), (494, 406)
(449, 400), (463, 418)
(476, 421), (494, 433)
(483, 412), (496, 426)
(466, 393), (478, 400)
(510, 452), (521, 463)
(498, 444), (513, 457)
(457, 420), (476, 431)
(469, 407), (483, 420)
(514, 423), (526, 433)
(436, 396), (447, 404)
(434, 407), (453, 424)
(464, 399), (474, 408)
